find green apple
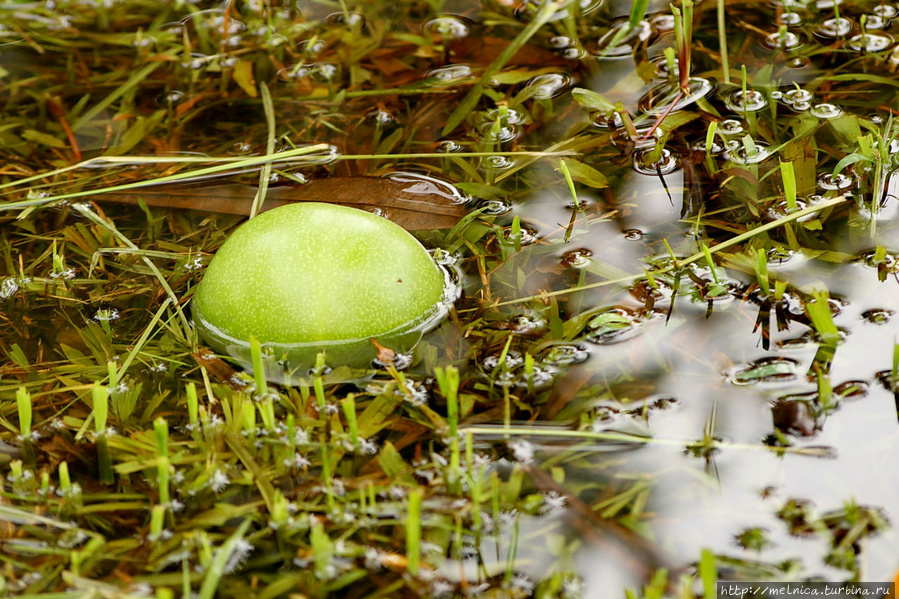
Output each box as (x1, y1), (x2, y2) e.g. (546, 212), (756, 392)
(192, 202), (448, 381)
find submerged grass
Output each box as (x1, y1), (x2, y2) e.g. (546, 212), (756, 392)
(1, 0), (899, 597)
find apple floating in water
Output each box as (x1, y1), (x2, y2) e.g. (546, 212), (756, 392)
(192, 202), (454, 383)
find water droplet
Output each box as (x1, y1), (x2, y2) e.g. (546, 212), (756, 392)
(815, 17), (853, 38)
(727, 356), (802, 385)
(848, 33), (893, 52)
(632, 147), (680, 175)
(725, 89), (769, 112)
(423, 64), (472, 87)
(639, 77), (714, 115)
(524, 73), (571, 100)
(584, 307), (644, 345)
(423, 16), (470, 40)
(810, 103), (844, 119)
(588, 20), (654, 59)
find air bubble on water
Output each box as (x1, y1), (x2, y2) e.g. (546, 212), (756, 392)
(766, 247), (800, 267)
(548, 36), (572, 48)
(423, 64), (472, 87)
(762, 30), (802, 50)
(524, 73), (571, 100)
(769, 90), (783, 100)
(423, 16), (470, 40)
(777, 12), (802, 26)
(810, 103), (843, 119)
(724, 89), (769, 113)
(847, 33), (893, 52)
(815, 17), (853, 38)
(639, 77), (714, 115)
(584, 307), (645, 345)
(632, 147), (680, 175)
(588, 20), (653, 59)
(623, 228), (644, 240)
(817, 172), (853, 191)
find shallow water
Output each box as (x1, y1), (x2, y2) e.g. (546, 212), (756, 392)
(2, 0), (899, 596)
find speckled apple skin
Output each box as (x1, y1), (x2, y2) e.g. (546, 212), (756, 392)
(192, 202), (446, 346)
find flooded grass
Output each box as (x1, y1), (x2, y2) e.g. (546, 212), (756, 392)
(1, 0), (899, 597)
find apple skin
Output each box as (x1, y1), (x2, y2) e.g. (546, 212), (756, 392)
(192, 202), (447, 377)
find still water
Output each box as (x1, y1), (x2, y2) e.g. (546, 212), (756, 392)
(1, 0), (898, 596)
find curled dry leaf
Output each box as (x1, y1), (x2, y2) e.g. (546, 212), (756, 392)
(96, 176), (469, 231)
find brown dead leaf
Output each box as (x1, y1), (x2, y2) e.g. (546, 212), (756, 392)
(97, 175), (469, 230)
